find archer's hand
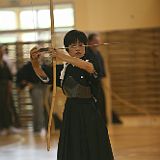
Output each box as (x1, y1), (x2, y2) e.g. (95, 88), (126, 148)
(30, 46), (40, 60)
(53, 49), (69, 60)
(30, 46), (41, 68)
(30, 46), (49, 80)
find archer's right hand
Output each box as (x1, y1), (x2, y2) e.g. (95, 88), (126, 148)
(30, 46), (41, 61)
(30, 46), (41, 68)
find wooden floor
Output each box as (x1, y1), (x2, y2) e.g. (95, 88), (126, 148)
(0, 115), (160, 160)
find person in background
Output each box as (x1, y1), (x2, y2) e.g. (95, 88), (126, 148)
(2, 45), (21, 129)
(16, 57), (47, 136)
(16, 45), (62, 135)
(2, 45), (17, 75)
(0, 44), (13, 135)
(87, 33), (122, 124)
(30, 30), (114, 160)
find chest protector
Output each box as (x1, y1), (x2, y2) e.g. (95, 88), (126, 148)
(62, 76), (92, 98)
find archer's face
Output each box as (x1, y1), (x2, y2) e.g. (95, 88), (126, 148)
(68, 41), (85, 58)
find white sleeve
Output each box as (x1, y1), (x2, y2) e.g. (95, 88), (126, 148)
(36, 74), (50, 83)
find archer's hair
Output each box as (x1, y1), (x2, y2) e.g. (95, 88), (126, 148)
(64, 30), (88, 51)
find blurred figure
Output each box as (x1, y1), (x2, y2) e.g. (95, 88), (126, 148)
(16, 43), (62, 135)
(87, 33), (122, 124)
(2, 45), (21, 129)
(2, 45), (17, 75)
(0, 44), (13, 135)
(16, 58), (47, 136)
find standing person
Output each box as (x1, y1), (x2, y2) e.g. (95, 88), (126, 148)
(16, 60), (47, 136)
(0, 44), (12, 135)
(87, 33), (122, 124)
(2, 45), (21, 129)
(2, 45), (17, 75)
(30, 30), (114, 160)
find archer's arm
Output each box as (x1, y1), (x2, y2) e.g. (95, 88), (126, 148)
(55, 49), (95, 74)
(30, 47), (49, 83)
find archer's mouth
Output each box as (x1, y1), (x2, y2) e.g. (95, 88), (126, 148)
(76, 52), (82, 55)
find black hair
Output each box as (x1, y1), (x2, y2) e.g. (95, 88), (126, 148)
(88, 33), (98, 42)
(64, 30), (88, 51)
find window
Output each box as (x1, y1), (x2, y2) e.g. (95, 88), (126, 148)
(54, 6), (74, 28)
(38, 10), (50, 28)
(20, 4), (74, 30)
(0, 11), (17, 30)
(0, 3), (75, 43)
(21, 32), (38, 42)
(20, 10), (37, 29)
(0, 34), (17, 43)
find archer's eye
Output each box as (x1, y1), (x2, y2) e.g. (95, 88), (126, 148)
(69, 44), (76, 49)
(78, 43), (85, 47)
(69, 43), (85, 49)
(71, 45), (77, 48)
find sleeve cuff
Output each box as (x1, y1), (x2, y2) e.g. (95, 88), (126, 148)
(37, 75), (50, 83)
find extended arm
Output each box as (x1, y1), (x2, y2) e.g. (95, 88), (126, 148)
(55, 49), (95, 74)
(30, 47), (49, 82)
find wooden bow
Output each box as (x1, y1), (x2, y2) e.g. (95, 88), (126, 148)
(47, 0), (56, 151)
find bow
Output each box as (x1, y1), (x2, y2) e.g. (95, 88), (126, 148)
(47, 0), (56, 151)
